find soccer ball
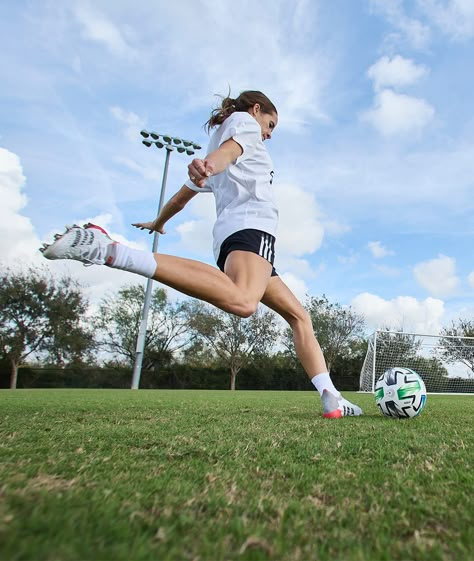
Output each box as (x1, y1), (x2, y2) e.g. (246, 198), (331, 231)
(375, 367), (427, 418)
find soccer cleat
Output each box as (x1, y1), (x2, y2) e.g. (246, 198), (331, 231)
(322, 390), (363, 418)
(40, 223), (115, 266)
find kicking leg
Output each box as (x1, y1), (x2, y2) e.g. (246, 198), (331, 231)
(41, 224), (271, 318)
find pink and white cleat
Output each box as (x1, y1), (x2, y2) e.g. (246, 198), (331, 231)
(40, 223), (115, 266)
(322, 390), (363, 418)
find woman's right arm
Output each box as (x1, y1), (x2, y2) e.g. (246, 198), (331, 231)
(187, 138), (243, 188)
(132, 185), (198, 234)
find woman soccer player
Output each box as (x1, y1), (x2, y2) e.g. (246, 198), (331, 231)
(41, 90), (362, 418)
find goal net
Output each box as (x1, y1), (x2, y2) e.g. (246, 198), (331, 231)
(359, 330), (474, 394)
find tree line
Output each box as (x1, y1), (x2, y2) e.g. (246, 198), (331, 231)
(1, 267), (472, 390)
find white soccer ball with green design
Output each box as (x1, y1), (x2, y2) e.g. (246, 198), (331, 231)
(375, 367), (427, 418)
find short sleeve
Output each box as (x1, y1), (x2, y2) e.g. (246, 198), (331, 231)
(218, 114), (261, 164)
(184, 178), (212, 193)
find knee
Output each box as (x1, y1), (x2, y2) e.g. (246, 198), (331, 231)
(286, 306), (313, 330)
(230, 299), (259, 318)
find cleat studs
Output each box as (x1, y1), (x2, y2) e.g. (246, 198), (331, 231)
(54, 233), (62, 240)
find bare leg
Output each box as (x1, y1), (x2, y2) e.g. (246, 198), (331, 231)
(260, 276), (327, 379)
(153, 250), (272, 318)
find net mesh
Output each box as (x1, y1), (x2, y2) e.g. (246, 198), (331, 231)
(359, 331), (474, 393)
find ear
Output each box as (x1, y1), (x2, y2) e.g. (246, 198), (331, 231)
(250, 103), (260, 116)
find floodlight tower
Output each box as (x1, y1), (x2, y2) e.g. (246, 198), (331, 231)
(131, 131), (202, 390)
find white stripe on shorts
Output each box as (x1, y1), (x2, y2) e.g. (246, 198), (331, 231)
(259, 233), (273, 262)
(259, 234), (266, 259)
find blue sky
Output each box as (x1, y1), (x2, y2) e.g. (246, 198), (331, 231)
(1, 0), (473, 335)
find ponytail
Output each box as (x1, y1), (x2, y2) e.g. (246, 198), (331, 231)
(205, 90), (277, 132)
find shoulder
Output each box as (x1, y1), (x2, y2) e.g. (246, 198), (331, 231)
(221, 112), (259, 132)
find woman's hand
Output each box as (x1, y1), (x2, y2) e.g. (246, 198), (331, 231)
(189, 139), (242, 186)
(188, 158), (213, 188)
(132, 219), (166, 235)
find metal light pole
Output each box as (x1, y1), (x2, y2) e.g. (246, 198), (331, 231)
(131, 130), (201, 390)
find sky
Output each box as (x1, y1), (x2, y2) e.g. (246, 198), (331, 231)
(1, 0), (473, 336)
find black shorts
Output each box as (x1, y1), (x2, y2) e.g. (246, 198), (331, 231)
(217, 229), (278, 277)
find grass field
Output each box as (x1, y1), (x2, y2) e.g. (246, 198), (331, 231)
(0, 389), (473, 561)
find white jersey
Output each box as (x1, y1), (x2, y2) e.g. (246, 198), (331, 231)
(185, 111), (278, 261)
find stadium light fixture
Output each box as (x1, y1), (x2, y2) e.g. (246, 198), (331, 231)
(132, 130), (202, 390)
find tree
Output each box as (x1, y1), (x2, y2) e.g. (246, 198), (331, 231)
(438, 319), (474, 376)
(186, 302), (280, 390)
(284, 294), (366, 372)
(0, 268), (94, 389)
(94, 284), (192, 369)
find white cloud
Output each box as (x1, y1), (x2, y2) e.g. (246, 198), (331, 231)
(368, 55), (429, 91)
(368, 241), (394, 258)
(109, 0), (329, 130)
(361, 89), (435, 136)
(418, 0), (474, 40)
(351, 292), (445, 334)
(73, 3), (136, 58)
(322, 219), (351, 236)
(279, 272), (309, 302)
(369, 0), (431, 49)
(274, 181), (324, 257)
(373, 264), (400, 277)
(175, 195), (215, 257)
(0, 148), (42, 267)
(338, 252), (359, 266)
(114, 156), (164, 182)
(110, 106), (146, 142)
(413, 254), (460, 297)
(276, 257), (322, 278)
(468, 271), (474, 289)
(0, 148), (143, 304)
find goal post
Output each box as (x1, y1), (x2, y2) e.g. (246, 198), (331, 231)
(359, 330), (474, 394)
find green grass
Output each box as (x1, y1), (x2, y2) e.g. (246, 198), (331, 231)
(0, 389), (473, 561)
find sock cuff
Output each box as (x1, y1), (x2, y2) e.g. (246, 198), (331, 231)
(311, 372), (330, 384)
(311, 372), (340, 397)
(106, 244), (157, 278)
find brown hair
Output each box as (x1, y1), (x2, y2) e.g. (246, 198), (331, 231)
(205, 90), (277, 132)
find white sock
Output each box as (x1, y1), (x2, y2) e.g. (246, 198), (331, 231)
(105, 243), (157, 278)
(311, 372), (341, 398)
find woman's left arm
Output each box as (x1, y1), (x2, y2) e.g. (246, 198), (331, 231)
(132, 185), (198, 234)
